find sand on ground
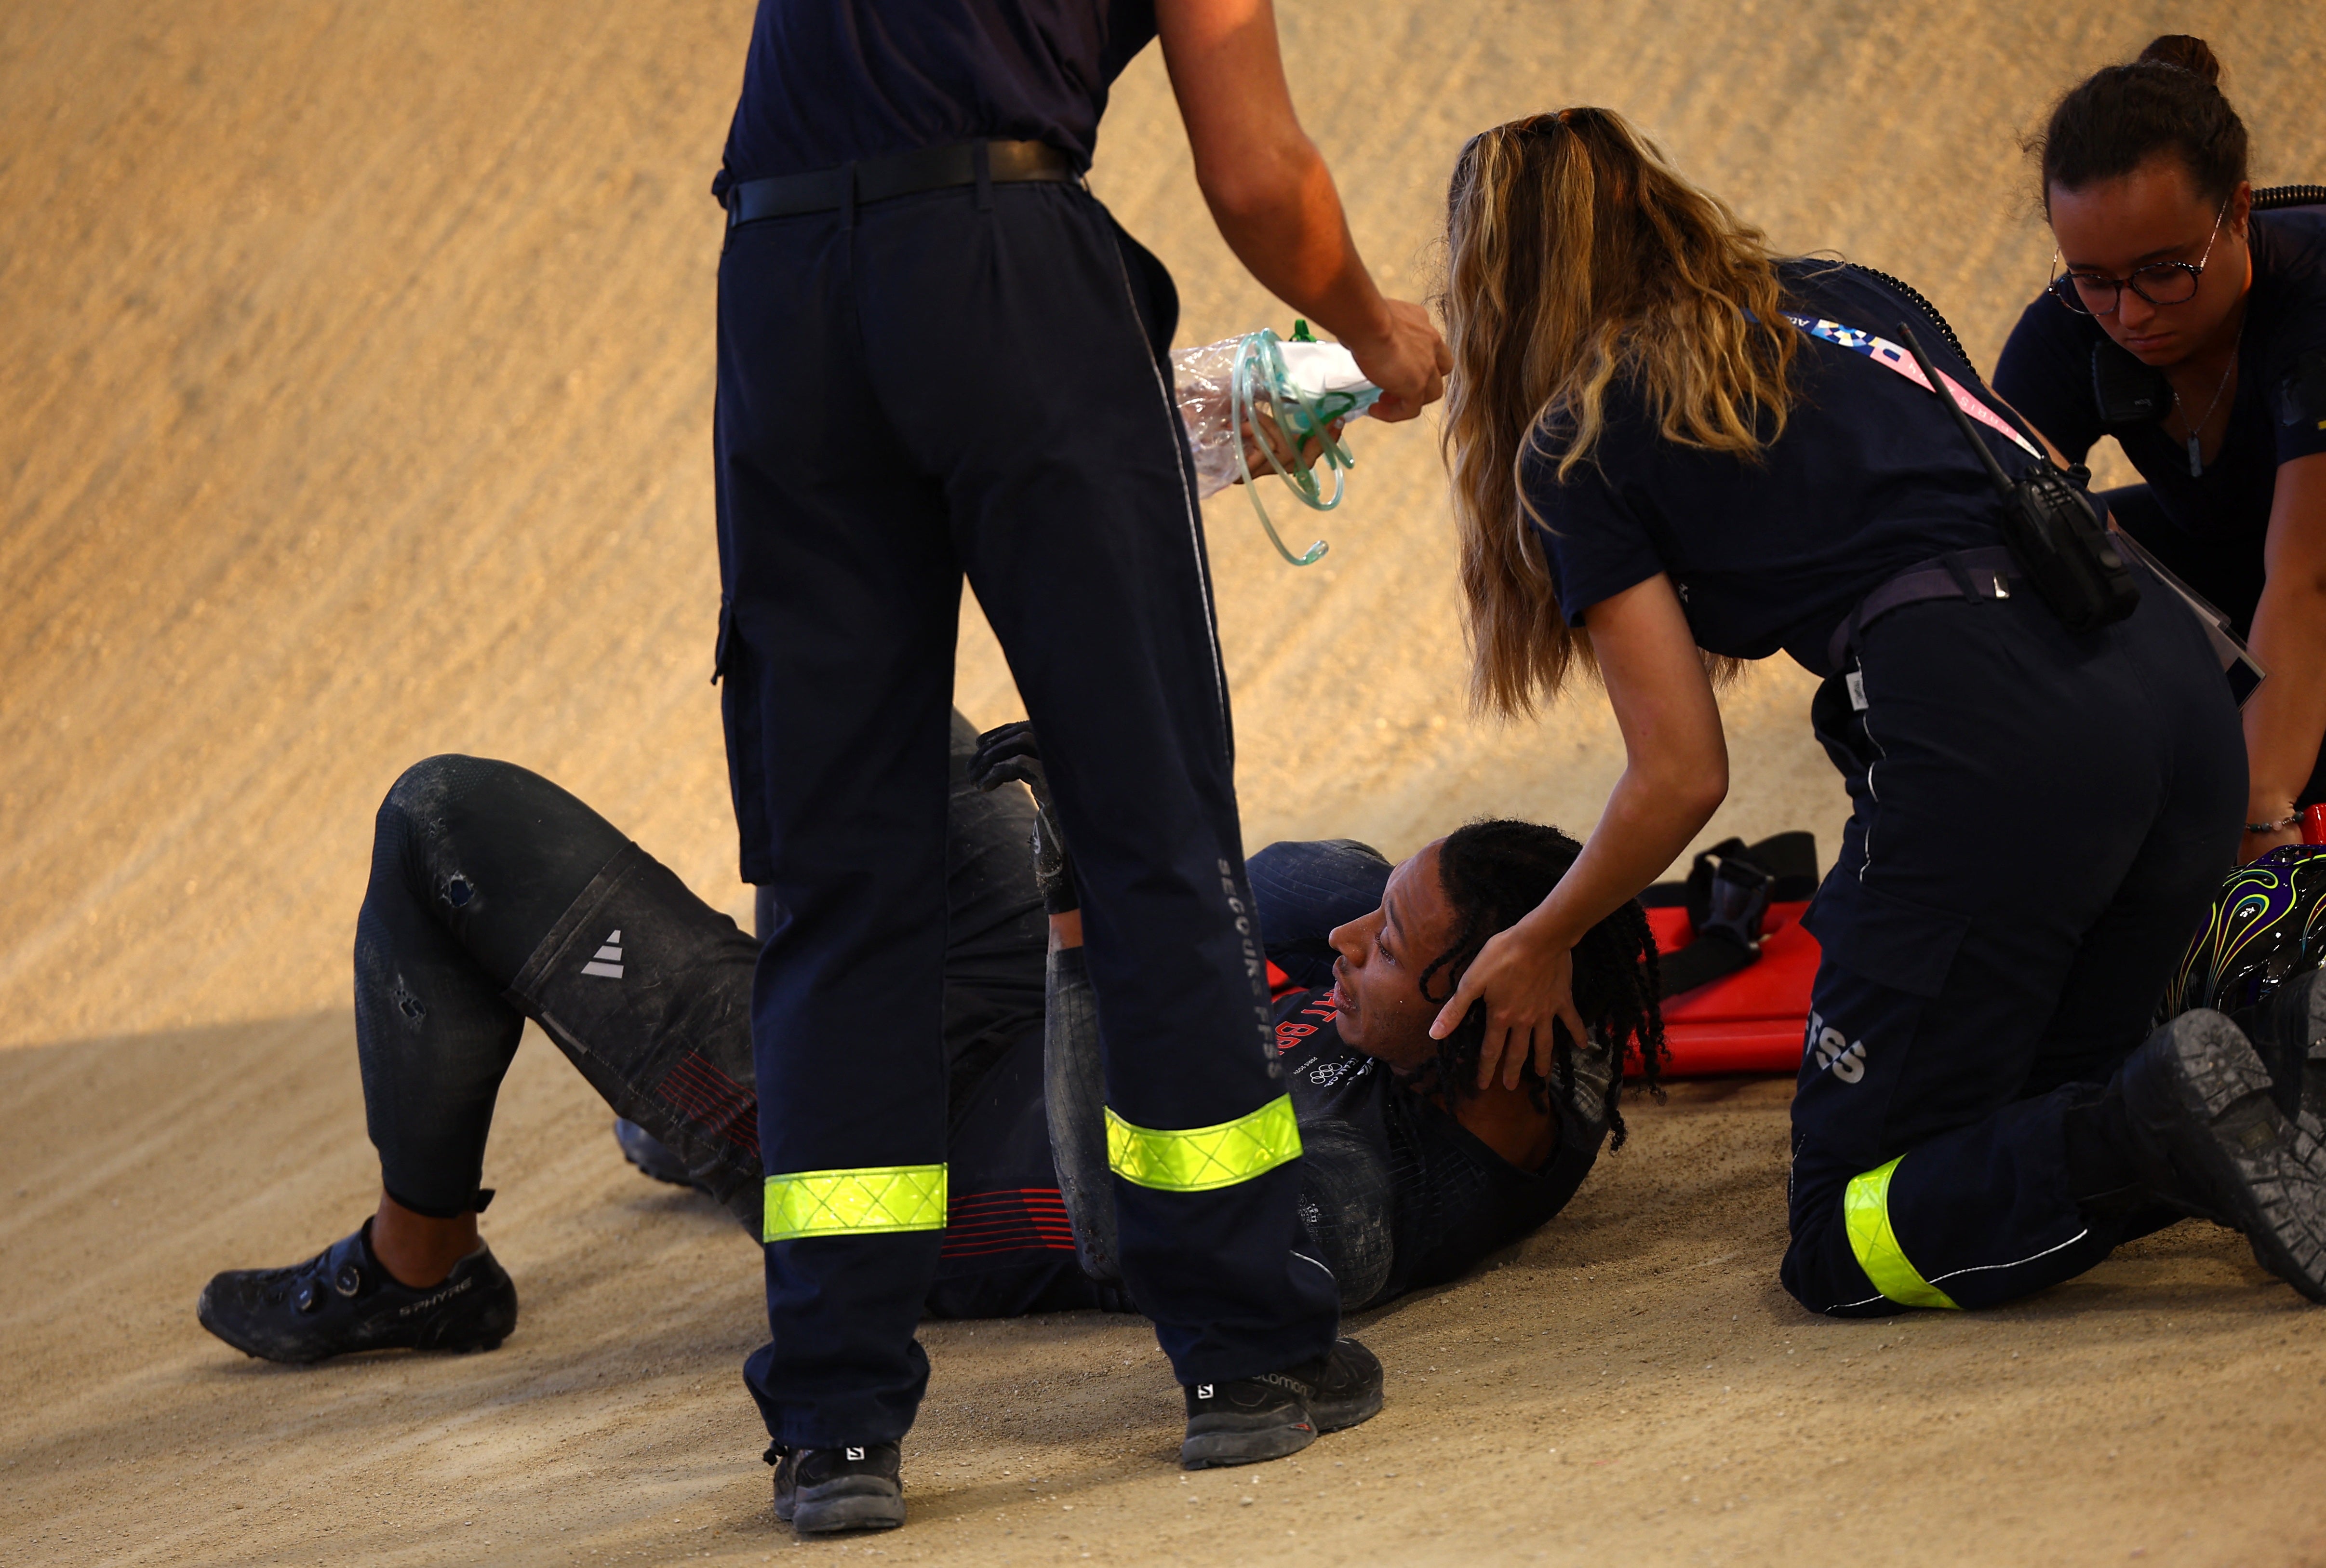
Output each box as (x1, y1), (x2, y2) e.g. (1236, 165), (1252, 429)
(3, 2), (2323, 1563)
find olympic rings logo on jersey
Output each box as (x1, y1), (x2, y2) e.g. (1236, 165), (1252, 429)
(1804, 1010), (1869, 1084)
(1305, 1056), (1367, 1089)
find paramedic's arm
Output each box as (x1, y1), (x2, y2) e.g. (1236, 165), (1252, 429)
(2242, 453), (2326, 860)
(1156, 0), (1448, 420)
(1429, 575), (1728, 1086)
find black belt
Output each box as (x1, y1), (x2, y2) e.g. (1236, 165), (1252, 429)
(724, 138), (1078, 228)
(1827, 546), (2020, 672)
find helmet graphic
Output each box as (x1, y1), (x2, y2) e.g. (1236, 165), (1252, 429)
(2162, 845), (2326, 1019)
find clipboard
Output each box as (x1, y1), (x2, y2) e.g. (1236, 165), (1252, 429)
(2108, 527), (2269, 707)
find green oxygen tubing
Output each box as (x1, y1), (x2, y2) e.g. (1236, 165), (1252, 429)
(1227, 322), (1383, 566)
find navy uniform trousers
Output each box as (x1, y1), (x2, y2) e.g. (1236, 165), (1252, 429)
(1783, 567), (2245, 1315)
(713, 175), (1338, 1446)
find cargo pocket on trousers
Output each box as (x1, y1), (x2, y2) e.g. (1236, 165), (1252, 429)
(1801, 873), (1971, 999)
(1103, 212), (1181, 363)
(1810, 670), (1880, 779)
(712, 598), (776, 885)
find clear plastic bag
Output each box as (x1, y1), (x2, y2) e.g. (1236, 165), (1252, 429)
(1171, 337), (1247, 501)
(1169, 327), (1383, 565)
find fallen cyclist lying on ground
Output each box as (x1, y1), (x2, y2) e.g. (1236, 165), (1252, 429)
(196, 715), (1667, 1461)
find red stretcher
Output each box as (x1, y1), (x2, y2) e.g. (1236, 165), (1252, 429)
(1646, 898), (1818, 1076)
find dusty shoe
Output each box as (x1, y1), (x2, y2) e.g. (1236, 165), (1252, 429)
(1179, 1336), (1384, 1470)
(2119, 1010), (2326, 1302)
(770, 1442), (905, 1535)
(2230, 967), (2326, 1132)
(196, 1220), (518, 1363)
(613, 1118), (702, 1189)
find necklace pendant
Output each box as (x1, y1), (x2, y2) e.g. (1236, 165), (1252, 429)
(2189, 433), (2203, 478)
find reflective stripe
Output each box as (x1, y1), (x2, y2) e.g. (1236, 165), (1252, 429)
(762, 1164), (948, 1243)
(1843, 1156), (1960, 1310)
(1106, 1095), (1301, 1192)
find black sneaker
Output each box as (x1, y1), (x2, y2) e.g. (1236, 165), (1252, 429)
(769, 1442), (905, 1535)
(196, 1220), (519, 1363)
(2230, 968), (2326, 1131)
(2118, 1010), (2326, 1301)
(614, 1118), (703, 1189)
(1179, 1336), (1384, 1470)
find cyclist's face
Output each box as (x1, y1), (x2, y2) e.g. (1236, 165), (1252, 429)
(2047, 153), (2249, 366)
(1326, 841), (1456, 1070)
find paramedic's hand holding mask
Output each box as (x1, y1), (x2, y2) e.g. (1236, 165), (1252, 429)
(1343, 297), (1451, 423)
(1163, 0), (1449, 424)
(1237, 408), (1343, 483)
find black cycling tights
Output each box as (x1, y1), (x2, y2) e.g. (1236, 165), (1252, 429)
(353, 755), (629, 1217)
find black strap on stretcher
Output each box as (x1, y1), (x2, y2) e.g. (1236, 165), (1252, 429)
(1640, 832), (1819, 999)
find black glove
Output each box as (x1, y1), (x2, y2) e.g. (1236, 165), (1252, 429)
(972, 721), (1078, 916)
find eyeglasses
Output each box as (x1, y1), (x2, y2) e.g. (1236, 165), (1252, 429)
(2048, 199), (2230, 315)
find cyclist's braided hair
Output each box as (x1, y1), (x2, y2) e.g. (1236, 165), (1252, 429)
(1415, 819), (1667, 1150)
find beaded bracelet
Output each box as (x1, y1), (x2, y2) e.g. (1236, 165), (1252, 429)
(2246, 812), (2303, 834)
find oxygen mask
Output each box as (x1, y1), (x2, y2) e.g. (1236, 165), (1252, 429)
(1171, 322), (1381, 566)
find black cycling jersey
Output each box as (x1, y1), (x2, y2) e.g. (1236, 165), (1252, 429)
(1271, 986), (1608, 1308)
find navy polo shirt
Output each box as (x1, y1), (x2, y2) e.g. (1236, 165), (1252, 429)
(1992, 208), (2326, 630)
(719, 0), (1157, 184)
(1524, 262), (2024, 674)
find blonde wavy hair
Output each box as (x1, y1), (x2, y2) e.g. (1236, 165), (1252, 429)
(1439, 107), (1797, 715)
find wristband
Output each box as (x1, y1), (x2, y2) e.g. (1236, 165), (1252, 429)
(2246, 813), (2301, 834)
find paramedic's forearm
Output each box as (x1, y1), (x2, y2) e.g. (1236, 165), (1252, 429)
(1427, 575), (1724, 1072)
(1529, 760), (1723, 954)
(2245, 583), (2326, 819)
(2244, 455), (2326, 858)
(1155, 0), (1390, 345)
(1201, 149), (1393, 351)
(1206, 169), (1448, 421)
(1550, 575), (1732, 930)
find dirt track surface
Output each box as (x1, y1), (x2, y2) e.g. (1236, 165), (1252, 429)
(5, 1), (2325, 1564)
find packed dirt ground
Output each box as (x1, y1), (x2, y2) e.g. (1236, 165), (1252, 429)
(4, 1), (2325, 1563)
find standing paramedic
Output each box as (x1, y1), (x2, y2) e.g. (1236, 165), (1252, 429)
(707, 0), (1450, 1536)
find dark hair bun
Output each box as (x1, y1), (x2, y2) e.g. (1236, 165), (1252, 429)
(2037, 35), (2246, 203)
(2138, 34), (2222, 86)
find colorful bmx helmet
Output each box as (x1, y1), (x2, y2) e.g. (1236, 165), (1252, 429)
(2162, 844), (2326, 1019)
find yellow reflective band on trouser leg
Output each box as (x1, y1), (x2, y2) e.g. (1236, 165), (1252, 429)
(1843, 1155), (1960, 1310)
(761, 1164), (948, 1244)
(1105, 1095), (1302, 1192)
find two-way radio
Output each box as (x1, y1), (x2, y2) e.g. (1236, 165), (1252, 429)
(1894, 321), (2141, 634)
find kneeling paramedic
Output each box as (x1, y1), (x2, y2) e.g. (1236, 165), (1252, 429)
(706, 0), (1451, 1534)
(1426, 107), (2326, 1328)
